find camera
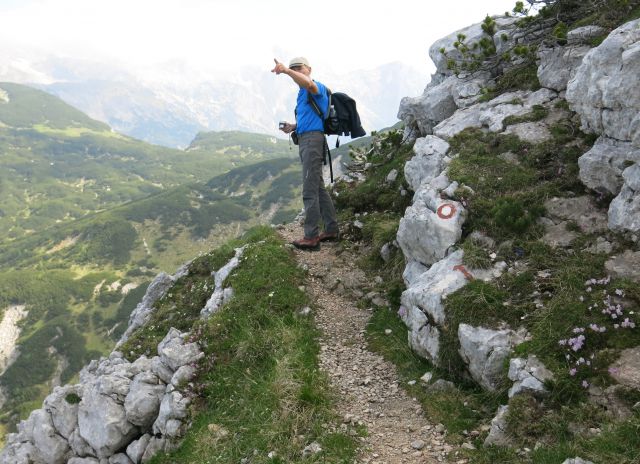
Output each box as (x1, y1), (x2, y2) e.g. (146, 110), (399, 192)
(279, 121), (287, 130)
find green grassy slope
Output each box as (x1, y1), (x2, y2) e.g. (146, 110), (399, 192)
(0, 82), (295, 242)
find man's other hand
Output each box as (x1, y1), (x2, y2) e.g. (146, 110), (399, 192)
(271, 59), (287, 75)
(280, 122), (296, 134)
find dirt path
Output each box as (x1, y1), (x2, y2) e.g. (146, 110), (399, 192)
(279, 224), (454, 464)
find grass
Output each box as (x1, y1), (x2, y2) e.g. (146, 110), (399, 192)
(148, 226), (359, 463)
(330, 122), (640, 463)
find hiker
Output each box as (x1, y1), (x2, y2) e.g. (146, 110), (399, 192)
(271, 56), (339, 250)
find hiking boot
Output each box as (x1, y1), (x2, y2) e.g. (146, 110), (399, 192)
(318, 231), (340, 242)
(291, 236), (321, 251)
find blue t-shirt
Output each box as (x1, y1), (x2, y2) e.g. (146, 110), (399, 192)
(295, 80), (329, 134)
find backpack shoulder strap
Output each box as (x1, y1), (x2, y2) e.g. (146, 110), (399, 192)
(307, 85), (331, 118)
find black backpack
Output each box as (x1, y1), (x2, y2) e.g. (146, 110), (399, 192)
(306, 88), (366, 183)
(307, 89), (366, 142)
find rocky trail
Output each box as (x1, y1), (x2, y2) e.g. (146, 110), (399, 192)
(279, 224), (459, 464)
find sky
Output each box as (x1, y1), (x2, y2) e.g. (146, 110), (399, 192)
(0, 0), (518, 81)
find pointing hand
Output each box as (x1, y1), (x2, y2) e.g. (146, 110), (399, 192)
(271, 58), (287, 75)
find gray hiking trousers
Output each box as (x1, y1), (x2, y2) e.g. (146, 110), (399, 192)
(298, 131), (338, 238)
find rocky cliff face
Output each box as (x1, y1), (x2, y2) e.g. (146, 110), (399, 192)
(395, 14), (640, 447)
(0, 248), (244, 464)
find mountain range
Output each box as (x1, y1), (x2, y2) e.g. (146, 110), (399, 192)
(0, 50), (426, 147)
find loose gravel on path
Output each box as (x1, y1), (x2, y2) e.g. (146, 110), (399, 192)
(279, 225), (456, 464)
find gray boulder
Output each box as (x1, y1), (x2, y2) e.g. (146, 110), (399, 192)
(561, 458), (594, 464)
(537, 43), (591, 91)
(399, 304), (441, 363)
(578, 137), (640, 195)
(458, 324), (526, 391)
(433, 88), (557, 140)
(398, 76), (458, 136)
(43, 385), (81, 440)
(152, 390), (190, 436)
(484, 405), (512, 446)
(126, 434), (151, 464)
(507, 355), (554, 398)
(605, 250), (640, 282)
(397, 174), (466, 266)
(429, 16), (518, 76)
(28, 409), (70, 464)
(402, 260), (429, 287)
(68, 427), (95, 458)
(150, 356), (174, 384)
(401, 250), (468, 327)
(608, 163), (640, 233)
(68, 458), (100, 464)
(117, 272), (175, 347)
(567, 26), (607, 45)
(0, 440), (36, 464)
(404, 135), (451, 191)
(608, 347), (640, 389)
(141, 437), (166, 463)
(110, 454), (133, 464)
(124, 372), (165, 428)
(157, 328), (204, 371)
(78, 385), (137, 458)
(566, 19), (640, 146)
(544, 196), (608, 234)
(502, 121), (552, 144)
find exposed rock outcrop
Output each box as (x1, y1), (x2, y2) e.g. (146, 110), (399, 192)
(0, 248), (245, 464)
(567, 19), (640, 235)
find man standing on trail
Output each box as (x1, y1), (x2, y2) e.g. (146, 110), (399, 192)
(271, 56), (339, 251)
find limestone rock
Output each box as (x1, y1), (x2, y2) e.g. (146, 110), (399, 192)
(566, 19), (640, 146)
(401, 250), (468, 327)
(433, 89), (557, 140)
(578, 137), (640, 195)
(397, 175), (466, 266)
(404, 135), (450, 191)
(43, 385), (81, 440)
(399, 304), (441, 363)
(117, 272), (175, 347)
(537, 43), (591, 91)
(561, 458), (594, 464)
(402, 260), (429, 287)
(398, 76), (458, 136)
(68, 458), (100, 464)
(609, 347), (640, 389)
(502, 121), (552, 144)
(126, 434), (151, 464)
(78, 385), (137, 458)
(544, 196), (608, 234)
(507, 356), (554, 398)
(605, 250), (640, 282)
(157, 328), (203, 371)
(201, 246), (245, 317)
(567, 26), (607, 45)
(109, 454), (133, 464)
(429, 17), (518, 76)
(124, 372), (165, 428)
(484, 405), (512, 446)
(608, 163), (640, 233)
(29, 409), (71, 464)
(141, 437), (166, 463)
(171, 364), (197, 387)
(152, 391), (190, 436)
(541, 221), (578, 248)
(458, 324), (526, 391)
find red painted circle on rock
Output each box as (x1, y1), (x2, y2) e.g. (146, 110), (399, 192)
(437, 203), (456, 219)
